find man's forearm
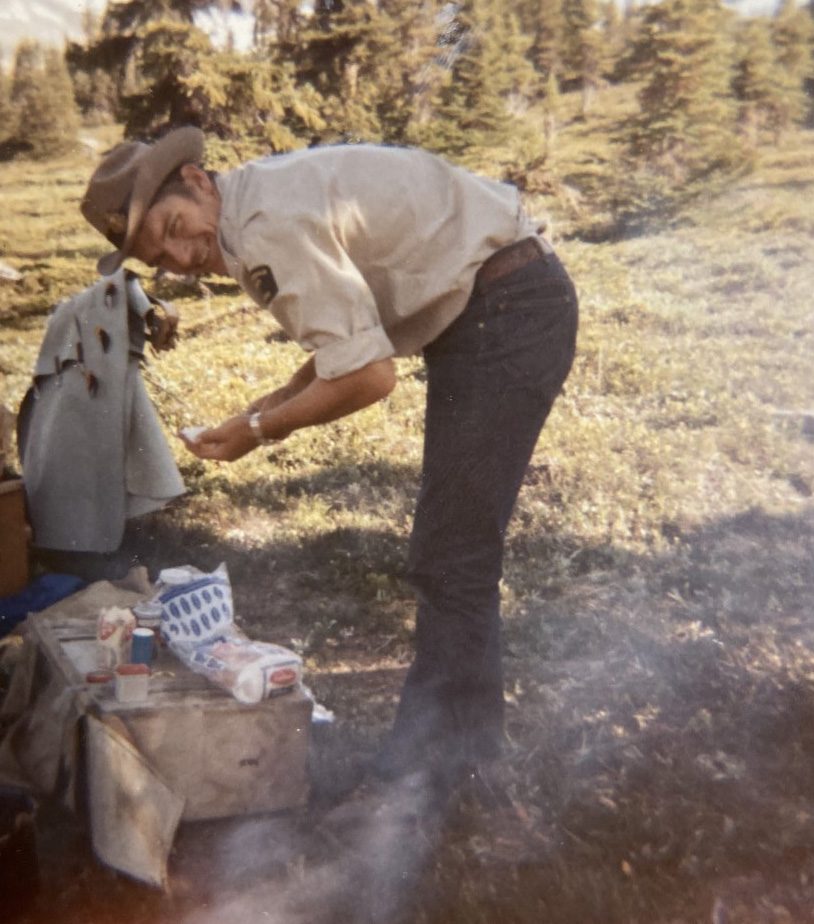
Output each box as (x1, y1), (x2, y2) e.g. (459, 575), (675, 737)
(248, 356), (317, 414)
(183, 358), (396, 462)
(286, 355), (318, 397)
(256, 358), (396, 441)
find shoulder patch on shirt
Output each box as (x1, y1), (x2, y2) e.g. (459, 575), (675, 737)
(248, 265), (279, 304)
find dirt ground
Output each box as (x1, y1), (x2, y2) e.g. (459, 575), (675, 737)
(4, 494), (814, 924)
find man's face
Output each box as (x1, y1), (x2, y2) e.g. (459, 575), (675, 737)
(131, 165), (227, 276)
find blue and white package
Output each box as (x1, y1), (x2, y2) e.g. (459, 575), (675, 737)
(157, 562), (233, 643)
(155, 563), (301, 703)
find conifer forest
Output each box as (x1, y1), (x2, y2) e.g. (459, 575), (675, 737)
(2, 0), (813, 231)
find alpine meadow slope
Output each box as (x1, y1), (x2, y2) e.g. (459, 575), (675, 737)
(1, 109), (814, 922)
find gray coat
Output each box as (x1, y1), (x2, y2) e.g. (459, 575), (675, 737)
(18, 269), (185, 552)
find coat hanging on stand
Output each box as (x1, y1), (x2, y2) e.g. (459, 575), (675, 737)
(17, 268), (185, 553)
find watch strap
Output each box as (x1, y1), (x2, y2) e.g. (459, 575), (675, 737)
(248, 411), (276, 445)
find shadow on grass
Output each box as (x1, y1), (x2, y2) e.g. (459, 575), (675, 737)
(186, 458), (422, 514)
(19, 498), (814, 924)
(37, 501), (410, 637)
(475, 505), (814, 923)
(172, 507), (814, 922)
(0, 139), (33, 161)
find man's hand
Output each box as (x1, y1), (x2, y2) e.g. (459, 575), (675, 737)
(179, 414), (266, 462)
(148, 303), (179, 352)
(179, 357), (396, 464)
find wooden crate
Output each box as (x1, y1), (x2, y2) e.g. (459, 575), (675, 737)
(28, 616), (312, 820)
(0, 480), (29, 596)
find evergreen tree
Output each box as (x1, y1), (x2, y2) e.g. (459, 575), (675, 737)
(10, 44), (80, 158)
(7, 42), (43, 151)
(562, 0), (602, 115)
(252, 0), (302, 45)
(628, 0), (740, 176)
(72, 67), (118, 124)
(409, 0), (535, 172)
(498, 9), (540, 103)
(621, 0), (746, 221)
(524, 0), (566, 84)
(600, 0), (626, 81)
(772, 0), (812, 81)
(38, 49), (81, 156)
(121, 21), (324, 155)
(281, 0), (455, 146)
(102, 0), (218, 33)
(10, 41), (41, 110)
(542, 68), (562, 143)
(67, 0), (235, 121)
(771, 0), (812, 126)
(283, 0), (402, 142)
(733, 16), (798, 143)
(0, 54), (12, 147)
(69, 9), (115, 123)
(612, 2), (649, 83)
(375, 0), (449, 142)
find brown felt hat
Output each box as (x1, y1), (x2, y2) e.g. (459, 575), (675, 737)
(81, 126), (205, 276)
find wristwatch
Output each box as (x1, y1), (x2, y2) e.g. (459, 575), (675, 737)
(248, 412), (277, 445)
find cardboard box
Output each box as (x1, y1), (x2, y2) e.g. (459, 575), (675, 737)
(0, 480), (29, 597)
(29, 615), (312, 820)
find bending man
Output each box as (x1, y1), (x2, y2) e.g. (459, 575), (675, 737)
(81, 126), (579, 784)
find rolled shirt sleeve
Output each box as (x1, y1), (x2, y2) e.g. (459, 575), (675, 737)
(236, 206), (396, 380)
(216, 145), (532, 370)
(312, 325), (395, 380)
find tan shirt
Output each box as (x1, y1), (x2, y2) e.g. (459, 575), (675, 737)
(216, 144), (539, 380)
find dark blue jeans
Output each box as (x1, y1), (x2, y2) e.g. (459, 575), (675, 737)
(386, 247), (578, 775)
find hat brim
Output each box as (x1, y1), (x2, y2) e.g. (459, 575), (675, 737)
(97, 126), (205, 276)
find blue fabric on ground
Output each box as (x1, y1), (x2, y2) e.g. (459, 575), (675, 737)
(0, 573), (86, 638)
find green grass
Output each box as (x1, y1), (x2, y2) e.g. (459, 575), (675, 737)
(2, 113), (812, 616)
(2, 100), (814, 924)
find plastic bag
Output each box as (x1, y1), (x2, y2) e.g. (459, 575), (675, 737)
(156, 563), (301, 704)
(96, 606), (136, 669)
(181, 634), (302, 704)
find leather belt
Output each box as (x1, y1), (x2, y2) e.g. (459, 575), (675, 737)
(474, 236), (547, 293)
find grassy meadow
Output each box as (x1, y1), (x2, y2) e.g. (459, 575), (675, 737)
(2, 92), (814, 923)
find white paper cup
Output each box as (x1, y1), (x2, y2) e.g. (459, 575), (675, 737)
(114, 664), (150, 702)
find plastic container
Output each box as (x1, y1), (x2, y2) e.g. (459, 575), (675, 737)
(130, 627), (155, 664)
(132, 601), (162, 630)
(177, 636), (302, 704)
(114, 663), (150, 703)
(97, 606), (136, 669)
